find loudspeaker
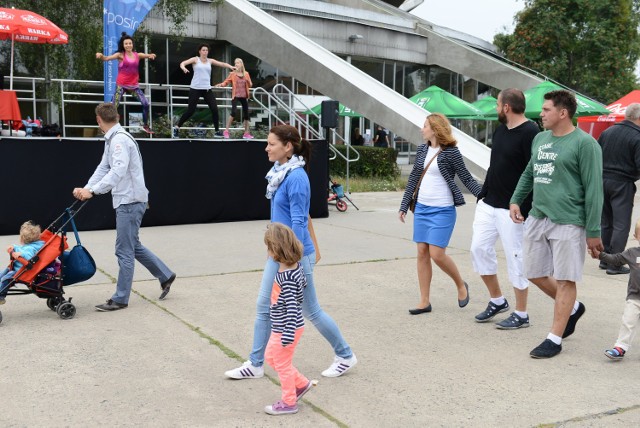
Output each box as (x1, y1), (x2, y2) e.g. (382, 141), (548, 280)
(321, 100), (339, 128)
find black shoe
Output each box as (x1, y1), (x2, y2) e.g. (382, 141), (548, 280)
(598, 261), (608, 270)
(606, 266), (630, 275)
(409, 304), (432, 315)
(214, 131), (224, 138)
(495, 312), (530, 330)
(95, 299), (128, 311)
(159, 273), (176, 300)
(562, 302), (585, 338)
(475, 299), (509, 322)
(458, 282), (470, 308)
(530, 339), (562, 359)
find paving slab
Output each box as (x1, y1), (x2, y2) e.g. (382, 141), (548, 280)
(1, 191), (640, 427)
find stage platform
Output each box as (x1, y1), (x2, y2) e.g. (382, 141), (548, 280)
(0, 137), (329, 234)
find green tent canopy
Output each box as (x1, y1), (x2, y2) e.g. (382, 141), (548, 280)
(304, 102), (362, 118)
(523, 81), (610, 119)
(409, 85), (485, 119)
(471, 96), (498, 120)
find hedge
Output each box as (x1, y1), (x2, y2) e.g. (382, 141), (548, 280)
(328, 145), (400, 179)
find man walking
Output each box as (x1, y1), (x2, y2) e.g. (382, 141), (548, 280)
(510, 90), (603, 359)
(73, 103), (176, 311)
(598, 103), (640, 275)
(471, 89), (539, 329)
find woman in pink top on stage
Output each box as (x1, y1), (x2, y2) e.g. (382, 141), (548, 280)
(96, 32), (156, 134)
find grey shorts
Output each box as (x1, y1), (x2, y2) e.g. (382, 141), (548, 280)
(523, 216), (586, 282)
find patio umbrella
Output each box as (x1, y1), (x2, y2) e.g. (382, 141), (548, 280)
(409, 85), (485, 119)
(0, 7), (69, 90)
(523, 81), (610, 119)
(471, 96), (498, 120)
(304, 102), (362, 118)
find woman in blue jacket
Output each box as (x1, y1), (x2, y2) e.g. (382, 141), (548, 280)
(225, 124), (357, 380)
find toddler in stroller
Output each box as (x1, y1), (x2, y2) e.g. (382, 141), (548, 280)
(0, 202), (94, 323)
(0, 221), (45, 304)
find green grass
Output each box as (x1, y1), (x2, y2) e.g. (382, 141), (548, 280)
(332, 176), (407, 192)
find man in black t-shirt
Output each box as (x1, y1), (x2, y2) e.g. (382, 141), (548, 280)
(373, 125), (389, 148)
(470, 88), (539, 330)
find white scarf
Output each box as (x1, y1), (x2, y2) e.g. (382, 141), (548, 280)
(265, 155), (306, 199)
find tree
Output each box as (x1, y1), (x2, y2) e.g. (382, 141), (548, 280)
(493, 0), (640, 103)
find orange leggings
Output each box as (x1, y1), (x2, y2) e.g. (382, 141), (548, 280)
(265, 328), (308, 405)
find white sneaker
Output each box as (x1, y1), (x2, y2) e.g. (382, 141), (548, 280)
(321, 354), (357, 377)
(224, 360), (264, 379)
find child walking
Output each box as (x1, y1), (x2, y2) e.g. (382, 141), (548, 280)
(263, 223), (317, 415)
(0, 221), (44, 303)
(599, 218), (640, 360)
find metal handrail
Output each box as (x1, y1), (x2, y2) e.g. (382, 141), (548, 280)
(271, 83), (360, 191)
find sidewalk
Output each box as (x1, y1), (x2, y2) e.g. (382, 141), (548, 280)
(2, 191), (640, 427)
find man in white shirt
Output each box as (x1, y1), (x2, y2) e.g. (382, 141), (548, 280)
(73, 103), (176, 311)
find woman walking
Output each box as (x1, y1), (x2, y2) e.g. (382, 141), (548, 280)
(399, 113), (482, 314)
(225, 125), (357, 380)
(216, 58), (253, 139)
(175, 44), (235, 138)
(96, 32), (156, 134)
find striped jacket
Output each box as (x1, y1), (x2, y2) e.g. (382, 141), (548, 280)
(400, 143), (482, 212)
(270, 264), (307, 346)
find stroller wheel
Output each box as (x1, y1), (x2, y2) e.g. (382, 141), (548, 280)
(56, 302), (76, 320)
(336, 200), (348, 212)
(47, 296), (63, 311)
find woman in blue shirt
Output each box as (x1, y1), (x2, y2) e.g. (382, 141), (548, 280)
(225, 125), (357, 380)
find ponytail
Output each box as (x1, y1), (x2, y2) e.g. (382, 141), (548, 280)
(269, 125), (312, 169)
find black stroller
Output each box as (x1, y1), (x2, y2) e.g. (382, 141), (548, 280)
(0, 201), (95, 324)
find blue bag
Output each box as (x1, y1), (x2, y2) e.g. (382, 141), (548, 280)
(62, 210), (96, 285)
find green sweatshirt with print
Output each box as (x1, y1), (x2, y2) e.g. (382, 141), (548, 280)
(510, 128), (603, 238)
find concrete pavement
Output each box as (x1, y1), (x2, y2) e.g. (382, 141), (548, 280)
(1, 191), (640, 427)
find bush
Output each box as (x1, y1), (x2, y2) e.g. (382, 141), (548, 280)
(329, 145), (399, 179)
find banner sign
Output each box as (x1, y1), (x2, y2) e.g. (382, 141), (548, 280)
(102, 0), (159, 102)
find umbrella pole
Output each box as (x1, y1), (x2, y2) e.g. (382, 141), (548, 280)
(10, 34), (14, 90)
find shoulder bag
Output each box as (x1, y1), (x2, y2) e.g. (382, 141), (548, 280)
(409, 148), (441, 213)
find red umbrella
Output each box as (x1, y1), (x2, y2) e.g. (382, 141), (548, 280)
(0, 7), (69, 89)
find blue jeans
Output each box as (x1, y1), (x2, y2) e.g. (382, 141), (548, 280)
(249, 252), (353, 367)
(112, 202), (174, 304)
(0, 267), (15, 298)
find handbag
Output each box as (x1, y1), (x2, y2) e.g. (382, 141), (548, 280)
(62, 209), (96, 286)
(409, 148), (441, 213)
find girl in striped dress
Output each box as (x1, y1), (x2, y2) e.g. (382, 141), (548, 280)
(263, 222), (317, 416)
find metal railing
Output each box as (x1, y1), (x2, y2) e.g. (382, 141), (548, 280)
(270, 84), (360, 192)
(4, 75), (361, 190)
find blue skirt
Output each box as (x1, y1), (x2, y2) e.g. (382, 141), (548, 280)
(413, 203), (456, 248)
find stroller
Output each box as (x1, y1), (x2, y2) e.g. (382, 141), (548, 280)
(328, 178), (359, 212)
(0, 201), (95, 324)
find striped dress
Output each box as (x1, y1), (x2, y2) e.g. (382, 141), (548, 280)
(270, 264), (307, 345)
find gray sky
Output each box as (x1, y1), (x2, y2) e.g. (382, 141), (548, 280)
(410, 0), (525, 43)
(411, 1), (640, 79)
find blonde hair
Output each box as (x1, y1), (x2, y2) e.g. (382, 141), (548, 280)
(234, 58), (245, 74)
(264, 223), (303, 265)
(20, 221), (41, 244)
(427, 113), (457, 147)
(635, 218), (640, 237)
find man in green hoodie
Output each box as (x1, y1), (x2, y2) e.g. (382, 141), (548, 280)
(510, 90), (603, 359)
